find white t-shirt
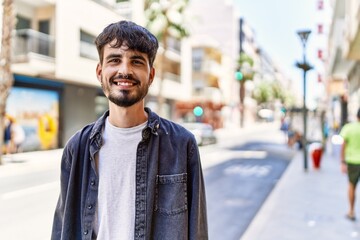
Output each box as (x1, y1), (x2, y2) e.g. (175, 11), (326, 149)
(95, 117), (146, 239)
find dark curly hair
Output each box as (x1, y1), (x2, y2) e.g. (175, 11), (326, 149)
(95, 20), (159, 67)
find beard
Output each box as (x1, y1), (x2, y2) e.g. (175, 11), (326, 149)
(101, 76), (149, 107)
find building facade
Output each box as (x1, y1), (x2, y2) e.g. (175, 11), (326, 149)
(326, 0), (360, 127)
(1, 0), (189, 151)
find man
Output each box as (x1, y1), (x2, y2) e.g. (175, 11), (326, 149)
(51, 20), (208, 239)
(340, 108), (360, 221)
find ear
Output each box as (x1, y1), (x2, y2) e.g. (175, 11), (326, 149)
(149, 67), (155, 85)
(96, 63), (102, 83)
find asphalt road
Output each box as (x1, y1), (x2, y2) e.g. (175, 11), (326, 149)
(204, 140), (295, 240)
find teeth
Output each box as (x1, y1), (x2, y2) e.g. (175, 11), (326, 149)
(117, 82), (133, 86)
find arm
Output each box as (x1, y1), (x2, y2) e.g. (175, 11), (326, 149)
(51, 145), (72, 240)
(188, 142), (208, 240)
(341, 140), (347, 173)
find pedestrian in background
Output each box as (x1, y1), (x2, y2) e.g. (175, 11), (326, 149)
(3, 115), (13, 155)
(340, 108), (360, 221)
(51, 20), (208, 239)
(3, 115), (26, 154)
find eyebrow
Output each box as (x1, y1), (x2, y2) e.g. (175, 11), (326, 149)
(105, 53), (122, 61)
(105, 53), (147, 63)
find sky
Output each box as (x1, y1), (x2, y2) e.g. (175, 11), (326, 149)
(234, 0), (331, 109)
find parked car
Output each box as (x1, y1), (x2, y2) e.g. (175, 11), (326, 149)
(257, 108), (274, 122)
(181, 122), (217, 146)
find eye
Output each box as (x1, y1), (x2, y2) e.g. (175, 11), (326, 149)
(111, 58), (120, 63)
(107, 58), (121, 64)
(132, 59), (144, 65)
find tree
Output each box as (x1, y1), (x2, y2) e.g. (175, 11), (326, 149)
(144, 0), (190, 116)
(252, 81), (273, 105)
(236, 52), (254, 127)
(0, 0), (15, 164)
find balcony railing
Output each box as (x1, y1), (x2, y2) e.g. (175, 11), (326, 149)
(13, 29), (55, 59)
(164, 72), (181, 82)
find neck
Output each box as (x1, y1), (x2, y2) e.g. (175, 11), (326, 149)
(108, 101), (148, 128)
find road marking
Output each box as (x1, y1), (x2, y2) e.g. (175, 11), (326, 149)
(224, 164), (272, 177)
(202, 150), (268, 169)
(1, 181), (59, 200)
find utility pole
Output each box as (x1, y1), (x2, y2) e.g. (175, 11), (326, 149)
(296, 29), (313, 172)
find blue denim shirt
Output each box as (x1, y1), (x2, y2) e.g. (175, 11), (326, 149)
(51, 108), (208, 240)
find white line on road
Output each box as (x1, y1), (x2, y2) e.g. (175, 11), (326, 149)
(1, 181), (59, 200)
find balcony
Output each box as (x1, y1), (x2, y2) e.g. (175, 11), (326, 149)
(12, 29), (55, 76)
(343, 1), (360, 59)
(164, 72), (181, 82)
(17, 0), (55, 7)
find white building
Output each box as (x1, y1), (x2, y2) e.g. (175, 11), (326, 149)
(0, 0), (188, 150)
(326, 0), (360, 125)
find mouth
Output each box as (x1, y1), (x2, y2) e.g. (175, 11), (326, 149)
(114, 80), (136, 86)
(111, 77), (140, 89)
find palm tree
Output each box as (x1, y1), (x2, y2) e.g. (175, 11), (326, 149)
(144, 0), (190, 116)
(236, 52), (254, 127)
(0, 0), (15, 164)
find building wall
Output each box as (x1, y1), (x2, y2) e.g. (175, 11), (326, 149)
(55, 0), (124, 86)
(62, 84), (99, 145)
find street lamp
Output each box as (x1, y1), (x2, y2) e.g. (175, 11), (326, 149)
(296, 29), (313, 172)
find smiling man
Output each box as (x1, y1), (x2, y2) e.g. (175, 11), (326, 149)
(51, 20), (208, 240)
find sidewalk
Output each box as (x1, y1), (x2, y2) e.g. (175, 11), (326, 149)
(0, 149), (62, 178)
(241, 145), (359, 240)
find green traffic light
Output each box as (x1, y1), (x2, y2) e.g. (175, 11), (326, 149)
(235, 71), (243, 81)
(193, 106), (203, 117)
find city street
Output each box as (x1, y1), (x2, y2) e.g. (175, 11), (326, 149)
(205, 140), (294, 240)
(0, 122), (291, 240)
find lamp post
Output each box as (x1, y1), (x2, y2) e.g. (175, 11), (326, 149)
(296, 29), (313, 172)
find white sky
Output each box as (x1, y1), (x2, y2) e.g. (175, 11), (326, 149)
(234, 0), (332, 108)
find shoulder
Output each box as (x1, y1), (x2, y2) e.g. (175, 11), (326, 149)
(64, 122), (95, 151)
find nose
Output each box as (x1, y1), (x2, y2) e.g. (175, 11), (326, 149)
(117, 61), (131, 76)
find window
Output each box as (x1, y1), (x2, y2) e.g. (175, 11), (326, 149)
(192, 48), (203, 71)
(16, 15), (31, 30)
(80, 30), (98, 60)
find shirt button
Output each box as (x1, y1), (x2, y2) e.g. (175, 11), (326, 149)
(88, 204), (93, 209)
(90, 180), (95, 186)
(83, 230), (88, 235)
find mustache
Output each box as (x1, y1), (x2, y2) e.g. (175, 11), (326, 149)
(110, 74), (140, 84)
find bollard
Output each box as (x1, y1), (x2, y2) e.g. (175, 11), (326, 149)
(309, 142), (323, 170)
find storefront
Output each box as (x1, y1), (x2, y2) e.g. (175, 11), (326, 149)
(6, 74), (105, 152)
(6, 74), (63, 151)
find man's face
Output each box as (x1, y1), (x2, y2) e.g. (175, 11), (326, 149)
(96, 41), (155, 107)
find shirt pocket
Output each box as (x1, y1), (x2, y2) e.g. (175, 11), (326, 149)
(155, 173), (188, 216)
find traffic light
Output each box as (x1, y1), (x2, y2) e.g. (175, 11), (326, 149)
(235, 70), (243, 81)
(193, 106), (204, 117)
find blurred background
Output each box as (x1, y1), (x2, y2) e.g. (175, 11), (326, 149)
(1, 0), (353, 152)
(0, 0), (359, 239)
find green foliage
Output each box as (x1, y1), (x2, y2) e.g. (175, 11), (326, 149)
(236, 52), (254, 81)
(271, 82), (286, 103)
(237, 52), (254, 67)
(144, 0), (190, 41)
(252, 80), (291, 106)
(252, 81), (273, 105)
